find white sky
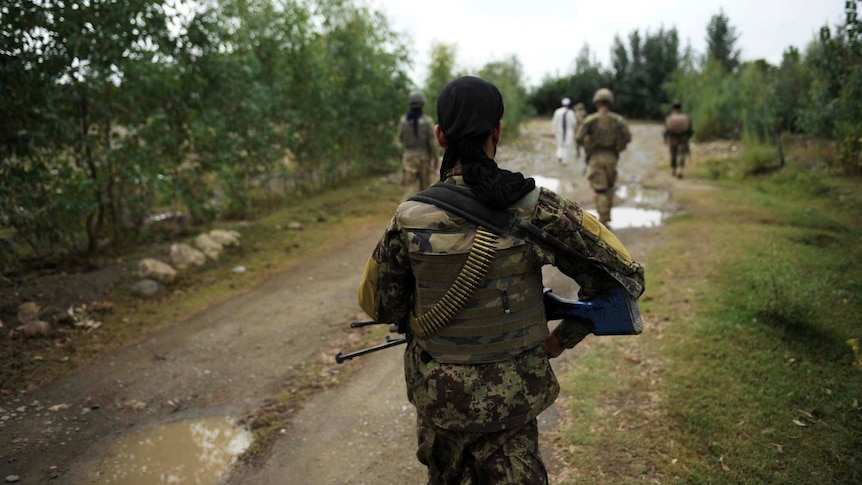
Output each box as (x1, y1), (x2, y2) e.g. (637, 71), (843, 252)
(372, 0), (846, 88)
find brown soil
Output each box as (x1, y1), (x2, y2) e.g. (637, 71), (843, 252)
(0, 120), (706, 484)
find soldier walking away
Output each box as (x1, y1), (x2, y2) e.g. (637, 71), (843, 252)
(550, 98), (577, 165)
(358, 76), (645, 484)
(399, 91), (439, 195)
(573, 102), (587, 160)
(575, 88), (631, 225)
(664, 101), (693, 179)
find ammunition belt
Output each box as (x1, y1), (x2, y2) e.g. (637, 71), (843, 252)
(410, 227), (498, 337)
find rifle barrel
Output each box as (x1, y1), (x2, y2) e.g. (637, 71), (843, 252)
(335, 337), (408, 364)
(349, 319), (384, 328)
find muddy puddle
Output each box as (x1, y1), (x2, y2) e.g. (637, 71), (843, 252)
(530, 174), (578, 194)
(616, 184), (670, 206)
(530, 175), (668, 230)
(586, 207), (664, 229)
(91, 416), (251, 484)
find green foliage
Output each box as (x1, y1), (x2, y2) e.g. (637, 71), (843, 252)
(529, 43), (612, 116)
(420, 45), (533, 136)
(667, 56), (741, 140)
(614, 27), (680, 119)
(767, 47), (811, 134)
(530, 28), (680, 120)
(424, 42), (459, 118)
(0, 0), (410, 260)
(705, 9), (741, 71)
(479, 55), (533, 135)
(698, 138), (780, 180)
(795, 1), (862, 172)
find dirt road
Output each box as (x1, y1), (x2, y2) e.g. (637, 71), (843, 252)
(0, 121), (678, 484)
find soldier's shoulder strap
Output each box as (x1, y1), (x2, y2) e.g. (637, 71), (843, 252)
(409, 184), (644, 297)
(409, 184), (512, 235)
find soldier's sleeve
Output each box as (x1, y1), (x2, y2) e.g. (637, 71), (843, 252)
(530, 189), (645, 348)
(425, 117), (438, 159)
(530, 188), (643, 297)
(357, 215), (414, 324)
(620, 116), (632, 146)
(398, 118), (407, 148)
(574, 117), (587, 144)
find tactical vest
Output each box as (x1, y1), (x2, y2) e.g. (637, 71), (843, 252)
(400, 115), (434, 156)
(585, 112), (628, 153)
(395, 187), (547, 364)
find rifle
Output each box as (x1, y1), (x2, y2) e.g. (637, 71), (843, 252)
(334, 286), (642, 364)
(334, 319), (408, 363)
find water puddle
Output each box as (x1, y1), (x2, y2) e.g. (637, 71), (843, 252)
(616, 185), (670, 205)
(587, 207), (664, 230)
(529, 175), (577, 194)
(528, 176), (666, 230)
(93, 416), (252, 484)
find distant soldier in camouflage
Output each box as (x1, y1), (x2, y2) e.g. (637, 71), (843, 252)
(399, 91), (439, 195)
(575, 88), (632, 225)
(573, 102), (587, 160)
(664, 101), (693, 179)
(358, 76), (645, 484)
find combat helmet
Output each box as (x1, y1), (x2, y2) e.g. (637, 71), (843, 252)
(408, 91), (426, 107)
(592, 88), (614, 105)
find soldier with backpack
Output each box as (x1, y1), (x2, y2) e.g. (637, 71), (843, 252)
(664, 102), (693, 179)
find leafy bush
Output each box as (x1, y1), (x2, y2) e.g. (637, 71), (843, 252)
(0, 0), (410, 259)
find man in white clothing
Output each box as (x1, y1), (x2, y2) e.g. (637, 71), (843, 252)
(550, 97), (577, 164)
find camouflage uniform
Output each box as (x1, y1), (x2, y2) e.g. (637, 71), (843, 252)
(399, 112), (438, 193)
(664, 111), (693, 177)
(575, 110), (631, 224)
(358, 175), (644, 484)
(573, 103), (587, 159)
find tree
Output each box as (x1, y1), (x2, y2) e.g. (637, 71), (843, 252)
(0, 0), (413, 262)
(479, 55), (533, 135)
(801, 0), (862, 172)
(424, 42), (459, 117)
(706, 9), (741, 72)
(0, 0), (172, 253)
(528, 42), (612, 116)
(607, 27), (679, 119)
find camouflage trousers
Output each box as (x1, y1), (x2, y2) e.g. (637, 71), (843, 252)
(586, 151), (618, 224)
(403, 154), (435, 194)
(668, 139), (689, 171)
(416, 415), (548, 485)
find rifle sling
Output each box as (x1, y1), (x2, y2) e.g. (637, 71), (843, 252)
(409, 183), (644, 298)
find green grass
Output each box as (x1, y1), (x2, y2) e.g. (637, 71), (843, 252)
(554, 150), (862, 484)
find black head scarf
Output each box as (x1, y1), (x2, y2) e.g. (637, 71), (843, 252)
(406, 106), (422, 136)
(436, 76), (535, 210)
